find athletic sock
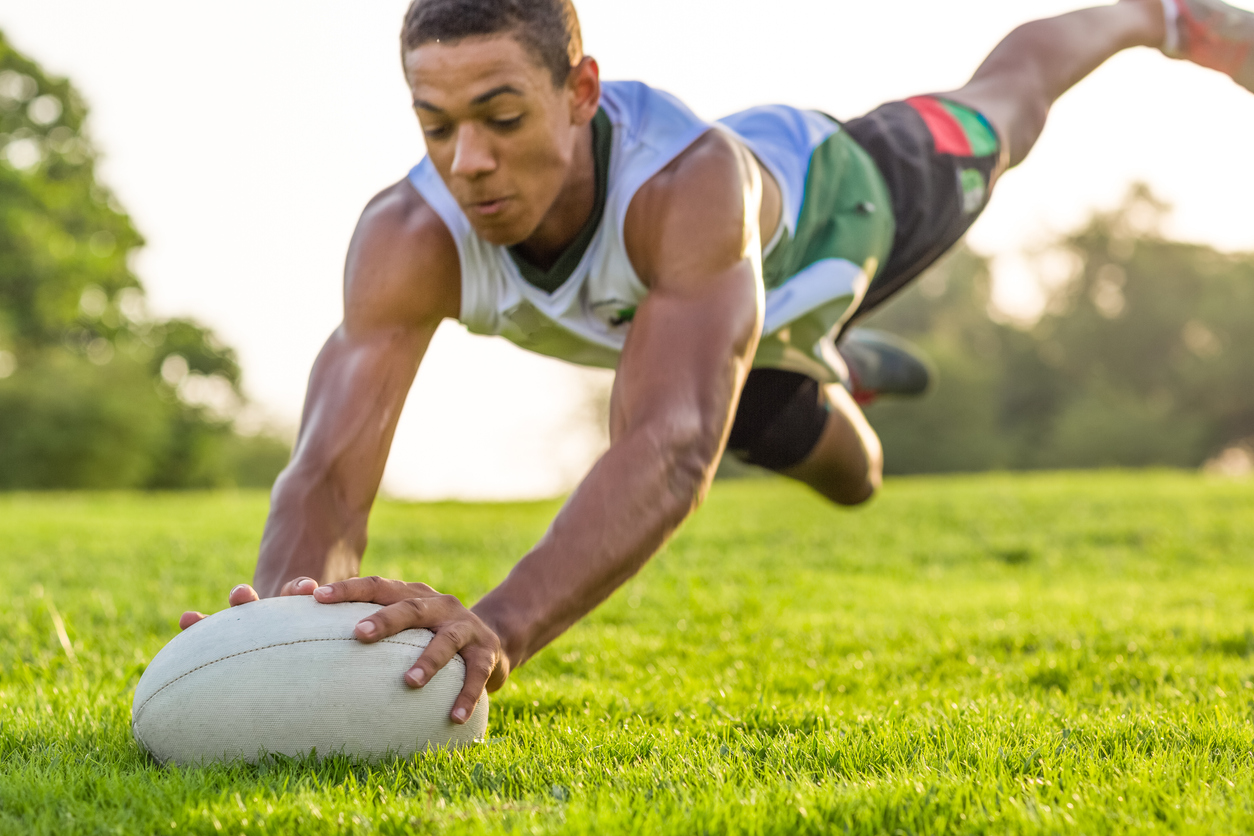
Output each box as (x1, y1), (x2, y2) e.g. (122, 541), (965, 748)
(1161, 0), (1183, 55)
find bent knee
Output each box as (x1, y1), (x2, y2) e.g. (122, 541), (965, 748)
(803, 441), (881, 506)
(828, 454), (882, 507)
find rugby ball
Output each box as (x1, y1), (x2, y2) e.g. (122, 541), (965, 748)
(132, 596), (488, 765)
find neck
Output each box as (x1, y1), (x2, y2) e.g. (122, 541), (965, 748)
(511, 122), (596, 270)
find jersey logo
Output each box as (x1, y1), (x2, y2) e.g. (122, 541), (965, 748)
(591, 299), (637, 328)
(502, 302), (551, 342)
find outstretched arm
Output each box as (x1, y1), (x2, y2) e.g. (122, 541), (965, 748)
(316, 130), (765, 721)
(259, 184), (459, 594)
(473, 134), (764, 668)
(260, 183), (460, 594)
(179, 181), (460, 624)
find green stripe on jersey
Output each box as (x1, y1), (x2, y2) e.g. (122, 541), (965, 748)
(940, 100), (999, 158)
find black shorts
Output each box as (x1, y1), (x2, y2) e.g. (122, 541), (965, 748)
(842, 95), (1007, 324)
(728, 96), (1006, 472)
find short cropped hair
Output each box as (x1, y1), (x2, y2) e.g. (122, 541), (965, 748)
(402, 0), (583, 87)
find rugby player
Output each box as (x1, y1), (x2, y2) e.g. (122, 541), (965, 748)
(182, 0), (1254, 724)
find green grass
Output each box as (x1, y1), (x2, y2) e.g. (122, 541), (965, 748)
(3, 472), (1254, 834)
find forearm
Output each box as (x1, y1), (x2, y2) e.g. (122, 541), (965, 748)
(253, 324), (430, 597)
(472, 420), (720, 667)
(254, 462), (371, 596)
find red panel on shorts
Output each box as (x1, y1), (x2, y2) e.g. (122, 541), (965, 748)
(905, 96), (973, 157)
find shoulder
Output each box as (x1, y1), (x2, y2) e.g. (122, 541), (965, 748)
(624, 129), (758, 287)
(601, 80), (703, 136)
(343, 179), (461, 333)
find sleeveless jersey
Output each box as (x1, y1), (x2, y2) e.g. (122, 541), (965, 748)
(407, 80), (895, 382)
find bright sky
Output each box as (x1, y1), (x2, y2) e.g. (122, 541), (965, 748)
(3, 0), (1253, 499)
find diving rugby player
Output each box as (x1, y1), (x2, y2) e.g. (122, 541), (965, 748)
(183, 0), (1254, 724)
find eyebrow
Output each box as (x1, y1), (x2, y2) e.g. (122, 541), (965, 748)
(412, 85), (526, 112)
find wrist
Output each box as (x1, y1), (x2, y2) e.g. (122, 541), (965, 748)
(472, 591), (534, 670)
(257, 481), (366, 596)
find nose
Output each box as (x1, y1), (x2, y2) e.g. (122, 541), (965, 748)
(450, 123), (495, 179)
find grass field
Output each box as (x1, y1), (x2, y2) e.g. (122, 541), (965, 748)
(3, 472), (1254, 834)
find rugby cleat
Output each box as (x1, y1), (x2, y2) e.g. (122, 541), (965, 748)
(1160, 0), (1254, 92)
(835, 328), (933, 406)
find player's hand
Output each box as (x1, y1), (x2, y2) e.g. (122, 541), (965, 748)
(312, 576), (506, 725)
(178, 577), (319, 630)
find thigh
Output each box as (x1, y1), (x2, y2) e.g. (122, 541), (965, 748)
(727, 369), (883, 505)
(841, 97), (1008, 328)
(726, 369), (829, 472)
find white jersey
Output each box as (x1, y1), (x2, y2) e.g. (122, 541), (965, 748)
(407, 80), (894, 381)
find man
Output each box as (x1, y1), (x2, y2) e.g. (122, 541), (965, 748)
(182, 0), (1254, 725)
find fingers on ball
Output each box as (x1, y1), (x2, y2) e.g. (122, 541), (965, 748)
(281, 577), (316, 597)
(406, 627), (469, 687)
(229, 585), (260, 606)
(321, 575), (412, 605)
(452, 654), (495, 722)
(355, 597), (429, 643)
(178, 611), (205, 630)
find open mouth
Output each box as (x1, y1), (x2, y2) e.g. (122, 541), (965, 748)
(468, 197), (510, 217)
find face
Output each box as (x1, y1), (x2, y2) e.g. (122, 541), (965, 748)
(404, 35), (599, 247)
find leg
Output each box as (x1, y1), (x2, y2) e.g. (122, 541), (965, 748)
(943, 1), (1166, 167)
(725, 370), (882, 507)
(842, 0), (1253, 329)
(839, 0), (1169, 330)
(781, 385), (883, 507)
(771, 1), (1251, 504)
(817, 4), (1162, 497)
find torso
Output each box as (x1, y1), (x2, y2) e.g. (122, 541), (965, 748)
(406, 80), (895, 382)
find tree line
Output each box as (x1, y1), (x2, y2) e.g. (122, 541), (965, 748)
(0, 31), (289, 489)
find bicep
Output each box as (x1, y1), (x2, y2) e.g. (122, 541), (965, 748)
(295, 322), (432, 448)
(613, 132), (764, 442)
(611, 262), (760, 444)
(289, 182), (459, 477)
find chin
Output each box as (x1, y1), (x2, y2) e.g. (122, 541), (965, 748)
(469, 217), (536, 248)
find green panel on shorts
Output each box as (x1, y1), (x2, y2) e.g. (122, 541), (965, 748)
(754, 124), (895, 382)
(940, 100), (999, 158)
(762, 127), (895, 291)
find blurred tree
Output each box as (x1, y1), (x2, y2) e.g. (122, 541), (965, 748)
(863, 184), (1254, 475)
(1023, 185), (1254, 468)
(0, 31), (288, 489)
(0, 351), (169, 489)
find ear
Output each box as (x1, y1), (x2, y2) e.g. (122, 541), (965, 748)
(566, 56), (601, 127)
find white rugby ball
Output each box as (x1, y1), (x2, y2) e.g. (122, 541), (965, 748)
(132, 596), (488, 765)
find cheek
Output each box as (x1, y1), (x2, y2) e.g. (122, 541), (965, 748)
(508, 118), (572, 191)
(509, 143), (566, 192)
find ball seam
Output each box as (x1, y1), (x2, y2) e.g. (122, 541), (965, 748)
(132, 636), (465, 725)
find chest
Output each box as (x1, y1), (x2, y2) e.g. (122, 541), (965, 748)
(477, 226), (649, 367)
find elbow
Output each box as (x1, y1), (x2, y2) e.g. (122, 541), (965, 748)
(268, 452), (364, 531)
(269, 453), (324, 507)
(657, 420), (723, 518)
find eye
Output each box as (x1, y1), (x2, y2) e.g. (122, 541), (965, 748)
(421, 123), (453, 141)
(488, 114), (524, 131)
(416, 112), (453, 140)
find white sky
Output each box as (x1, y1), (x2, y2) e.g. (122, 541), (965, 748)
(3, 0), (1253, 498)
